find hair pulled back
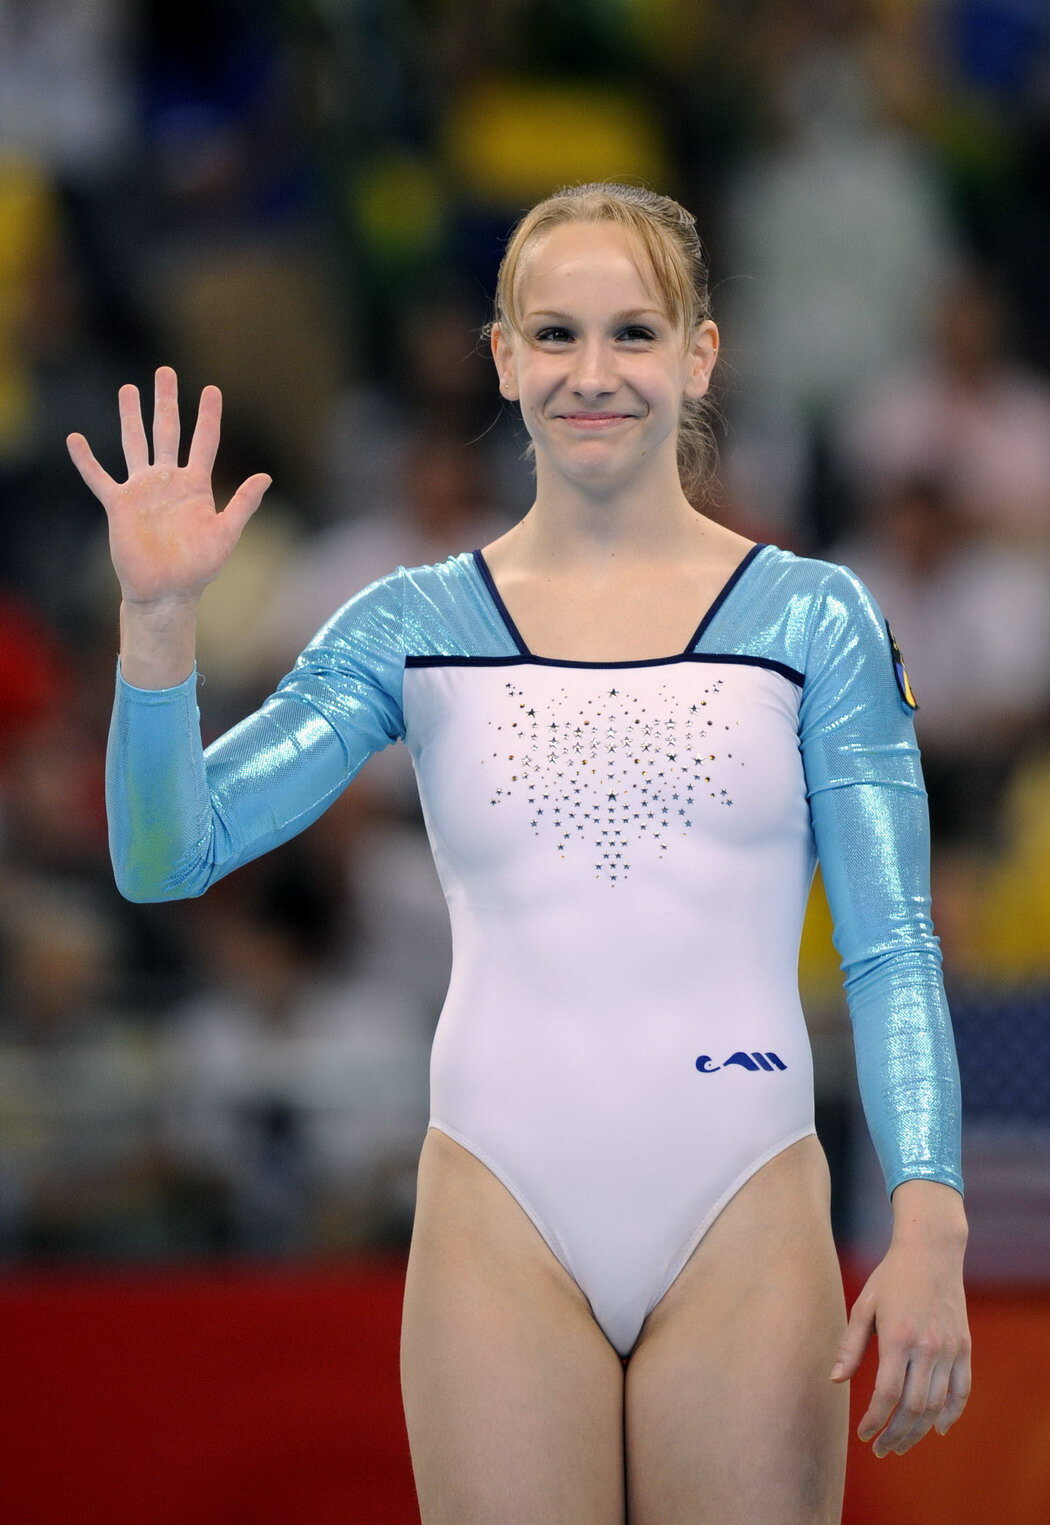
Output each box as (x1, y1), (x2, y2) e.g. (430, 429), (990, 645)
(483, 182), (722, 508)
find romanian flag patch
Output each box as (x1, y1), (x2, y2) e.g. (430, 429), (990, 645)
(887, 622), (918, 711)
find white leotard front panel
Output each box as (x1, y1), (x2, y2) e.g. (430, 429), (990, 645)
(404, 654), (816, 1355)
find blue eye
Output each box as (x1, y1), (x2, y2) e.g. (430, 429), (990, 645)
(620, 327), (655, 341)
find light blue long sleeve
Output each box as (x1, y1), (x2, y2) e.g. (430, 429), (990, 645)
(798, 564), (963, 1198)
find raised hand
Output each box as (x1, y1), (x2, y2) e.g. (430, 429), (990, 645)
(66, 366), (271, 608)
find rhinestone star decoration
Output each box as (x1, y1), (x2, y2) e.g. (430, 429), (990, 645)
(483, 678), (743, 882)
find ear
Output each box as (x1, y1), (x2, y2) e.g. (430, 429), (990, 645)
(683, 319), (719, 402)
(490, 322), (520, 402)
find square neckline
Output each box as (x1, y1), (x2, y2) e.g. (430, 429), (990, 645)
(469, 541), (770, 668)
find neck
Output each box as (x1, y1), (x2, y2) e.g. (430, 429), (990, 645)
(517, 456), (707, 570)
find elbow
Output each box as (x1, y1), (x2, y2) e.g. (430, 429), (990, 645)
(113, 871), (193, 904)
(111, 854), (213, 904)
(113, 872), (154, 904)
(109, 817), (221, 902)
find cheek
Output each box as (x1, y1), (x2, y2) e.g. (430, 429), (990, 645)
(515, 365), (556, 416)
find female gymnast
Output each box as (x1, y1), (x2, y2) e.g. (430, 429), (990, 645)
(68, 181), (969, 1524)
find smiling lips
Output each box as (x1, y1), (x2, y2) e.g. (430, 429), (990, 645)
(558, 413), (633, 430)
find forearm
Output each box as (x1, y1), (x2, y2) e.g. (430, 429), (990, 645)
(119, 596), (200, 689)
(813, 782), (964, 1198)
(107, 664), (214, 901)
(846, 946), (964, 1198)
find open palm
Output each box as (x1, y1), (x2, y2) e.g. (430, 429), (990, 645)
(66, 366), (271, 606)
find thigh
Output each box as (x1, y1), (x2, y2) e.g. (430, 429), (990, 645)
(625, 1135), (849, 1525)
(401, 1127), (626, 1525)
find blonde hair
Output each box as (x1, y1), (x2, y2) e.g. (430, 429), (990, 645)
(482, 182), (722, 508)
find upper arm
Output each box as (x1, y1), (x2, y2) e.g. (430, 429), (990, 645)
(798, 563), (930, 974)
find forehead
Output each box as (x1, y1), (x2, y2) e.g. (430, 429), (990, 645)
(516, 221), (663, 315)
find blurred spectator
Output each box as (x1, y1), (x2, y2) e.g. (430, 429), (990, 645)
(830, 475), (1050, 847)
(0, 151), (63, 466)
(0, 594), (105, 876)
(718, 0), (961, 547)
(319, 290), (534, 531)
(836, 263), (1050, 547)
(0, 0), (136, 187)
(976, 750), (1050, 981)
(158, 859), (429, 1255)
(0, 147), (129, 633)
(261, 429), (506, 670)
(0, 877), (161, 1259)
(131, 0), (344, 507)
(0, 590), (70, 760)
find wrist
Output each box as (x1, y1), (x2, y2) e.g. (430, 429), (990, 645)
(890, 1178), (968, 1247)
(119, 596), (199, 690)
(121, 592), (202, 621)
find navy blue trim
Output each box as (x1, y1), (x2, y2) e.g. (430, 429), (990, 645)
(405, 651), (803, 685)
(471, 541), (770, 663)
(471, 548), (530, 655)
(685, 541), (768, 649)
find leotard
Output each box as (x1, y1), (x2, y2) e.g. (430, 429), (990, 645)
(108, 541), (963, 1358)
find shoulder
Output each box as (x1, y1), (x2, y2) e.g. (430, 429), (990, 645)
(306, 550), (470, 629)
(758, 545), (910, 702)
(756, 544), (884, 640)
(758, 543), (866, 590)
(781, 553), (918, 720)
(695, 542), (888, 687)
(303, 549), (494, 662)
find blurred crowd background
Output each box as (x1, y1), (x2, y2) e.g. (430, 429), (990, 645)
(0, 0), (1047, 1275)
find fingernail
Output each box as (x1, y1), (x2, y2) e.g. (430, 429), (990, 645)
(830, 1362), (843, 1379)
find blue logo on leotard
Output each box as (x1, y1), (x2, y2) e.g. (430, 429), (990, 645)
(696, 1051), (787, 1073)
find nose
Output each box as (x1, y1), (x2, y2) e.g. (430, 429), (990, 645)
(568, 337), (619, 402)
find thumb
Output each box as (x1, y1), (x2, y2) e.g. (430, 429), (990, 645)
(222, 473), (272, 537)
(830, 1295), (874, 1382)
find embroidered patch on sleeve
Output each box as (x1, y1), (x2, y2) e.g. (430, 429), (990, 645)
(886, 622), (919, 711)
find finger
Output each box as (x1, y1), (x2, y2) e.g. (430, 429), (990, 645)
(219, 474), (272, 541)
(885, 1354), (954, 1455)
(934, 1349), (971, 1434)
(118, 384), (150, 474)
(152, 365), (181, 466)
(857, 1350), (908, 1446)
(66, 433), (118, 501)
(830, 1297), (874, 1381)
(187, 385), (222, 479)
(873, 1354), (935, 1457)
(925, 1354), (953, 1421)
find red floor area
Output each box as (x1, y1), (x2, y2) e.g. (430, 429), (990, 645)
(0, 1258), (1045, 1523)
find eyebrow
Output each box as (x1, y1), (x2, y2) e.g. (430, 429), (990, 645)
(524, 308), (665, 323)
